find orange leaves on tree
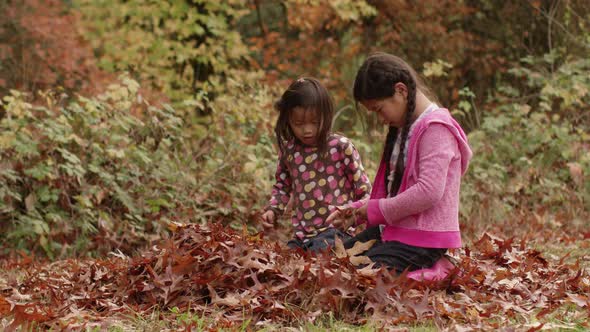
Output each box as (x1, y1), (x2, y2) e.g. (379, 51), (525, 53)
(0, 0), (112, 98)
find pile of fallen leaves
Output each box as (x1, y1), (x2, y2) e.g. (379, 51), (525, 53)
(1, 223), (589, 330)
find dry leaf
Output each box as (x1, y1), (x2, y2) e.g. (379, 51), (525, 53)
(25, 193), (36, 212)
(567, 162), (584, 186)
(566, 293), (588, 308)
(349, 255), (373, 266)
(0, 296), (11, 316)
(207, 285), (240, 307)
(346, 239), (376, 257)
(333, 236), (347, 259)
(1, 223), (588, 330)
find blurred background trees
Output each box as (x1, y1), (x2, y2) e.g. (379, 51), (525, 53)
(1, 0), (588, 257)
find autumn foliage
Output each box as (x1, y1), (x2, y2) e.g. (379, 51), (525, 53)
(1, 0), (590, 329)
(0, 0), (112, 98)
(1, 223), (588, 330)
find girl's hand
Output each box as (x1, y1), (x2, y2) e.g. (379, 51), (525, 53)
(355, 203), (368, 219)
(261, 210), (276, 229)
(327, 202), (369, 230)
(326, 206), (356, 230)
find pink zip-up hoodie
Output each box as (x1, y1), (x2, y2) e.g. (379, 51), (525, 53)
(362, 108), (472, 248)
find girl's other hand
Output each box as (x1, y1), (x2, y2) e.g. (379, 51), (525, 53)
(261, 210), (276, 229)
(326, 209), (341, 226)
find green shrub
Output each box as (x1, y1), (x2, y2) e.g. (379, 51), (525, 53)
(460, 54), (590, 236)
(0, 70), (283, 258)
(0, 76), (191, 257)
(187, 69), (280, 227)
(74, 0), (249, 111)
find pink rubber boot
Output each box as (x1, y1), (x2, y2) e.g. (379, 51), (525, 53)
(406, 256), (456, 281)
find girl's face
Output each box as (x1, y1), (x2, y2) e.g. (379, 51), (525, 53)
(361, 84), (408, 128)
(289, 106), (320, 146)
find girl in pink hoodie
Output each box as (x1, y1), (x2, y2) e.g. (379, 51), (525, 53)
(329, 53), (472, 273)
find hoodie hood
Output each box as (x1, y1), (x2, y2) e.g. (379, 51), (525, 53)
(369, 108), (472, 200)
(409, 108), (472, 176)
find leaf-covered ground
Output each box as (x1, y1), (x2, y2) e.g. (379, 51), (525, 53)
(1, 223), (589, 331)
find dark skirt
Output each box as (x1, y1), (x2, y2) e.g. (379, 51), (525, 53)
(343, 226), (447, 273)
(287, 228), (352, 252)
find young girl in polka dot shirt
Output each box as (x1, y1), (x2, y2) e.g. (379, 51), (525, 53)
(260, 77), (372, 251)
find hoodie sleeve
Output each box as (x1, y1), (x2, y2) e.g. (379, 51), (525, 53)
(366, 124), (460, 227)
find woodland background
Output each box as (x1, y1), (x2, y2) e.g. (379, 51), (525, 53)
(0, 0), (589, 330)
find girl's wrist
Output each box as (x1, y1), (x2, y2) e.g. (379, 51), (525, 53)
(366, 199), (386, 227)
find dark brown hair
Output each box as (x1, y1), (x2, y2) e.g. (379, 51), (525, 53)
(353, 52), (432, 197)
(274, 77), (334, 154)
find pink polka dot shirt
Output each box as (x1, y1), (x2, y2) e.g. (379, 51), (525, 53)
(266, 134), (371, 240)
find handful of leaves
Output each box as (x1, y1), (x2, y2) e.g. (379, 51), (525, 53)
(331, 205), (359, 230)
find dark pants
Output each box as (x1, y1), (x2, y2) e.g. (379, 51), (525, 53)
(287, 228), (352, 252)
(343, 226), (447, 273)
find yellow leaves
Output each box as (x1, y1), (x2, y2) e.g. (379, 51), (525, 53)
(2, 90), (32, 119)
(423, 59), (453, 78)
(67, 134), (86, 146)
(166, 221), (189, 233)
(243, 154), (267, 179)
(333, 237), (375, 266)
(226, 32), (249, 59)
(75, 195), (94, 209)
(349, 254), (373, 266)
(0, 133), (16, 149)
(243, 161), (256, 173)
(76, 0), (250, 114)
(538, 59), (590, 110)
(347, 239), (376, 256)
(466, 306), (480, 320)
(333, 236), (347, 258)
(329, 0), (377, 22)
(101, 74), (141, 111)
(106, 148), (125, 159)
(121, 75), (140, 96)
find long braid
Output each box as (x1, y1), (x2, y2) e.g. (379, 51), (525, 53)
(390, 82), (416, 196)
(360, 60), (399, 192)
(352, 53), (422, 196)
(383, 126), (398, 191)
